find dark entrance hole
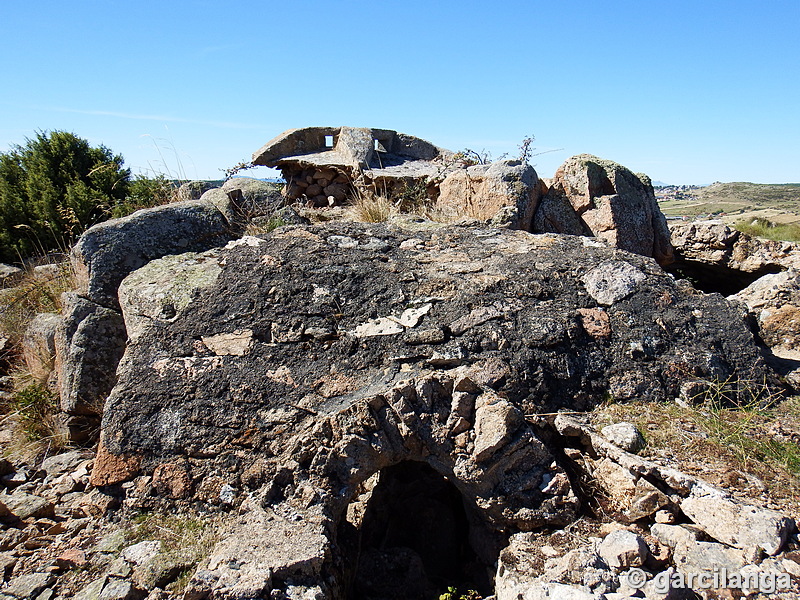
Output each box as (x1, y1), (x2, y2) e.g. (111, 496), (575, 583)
(339, 461), (498, 600)
(664, 260), (783, 296)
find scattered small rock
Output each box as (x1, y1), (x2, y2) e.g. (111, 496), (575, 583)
(598, 529), (650, 569)
(600, 422), (646, 453)
(2, 572), (55, 599)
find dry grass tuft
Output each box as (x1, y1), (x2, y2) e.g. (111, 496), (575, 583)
(0, 260), (74, 347)
(348, 191), (395, 223)
(244, 215), (287, 236)
(125, 512), (220, 592)
(0, 260), (76, 450)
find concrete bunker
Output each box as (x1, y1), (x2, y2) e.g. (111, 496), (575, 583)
(251, 126), (453, 207)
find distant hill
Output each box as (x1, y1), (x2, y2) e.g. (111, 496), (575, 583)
(698, 182), (800, 208)
(657, 182), (800, 225)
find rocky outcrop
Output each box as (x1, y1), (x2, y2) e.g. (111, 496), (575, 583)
(668, 220), (800, 296)
(555, 415), (795, 556)
(436, 160), (542, 229)
(674, 228), (800, 387)
(491, 416), (799, 600)
(534, 155), (674, 266)
(730, 269), (800, 351)
(53, 197), (244, 441)
(176, 180), (218, 201)
(71, 198), (238, 311)
(250, 129), (676, 266)
(2, 413), (797, 600)
(728, 269), (800, 390)
(87, 219), (775, 597)
(671, 220), (800, 274)
(219, 177), (284, 218)
(4, 128), (800, 598)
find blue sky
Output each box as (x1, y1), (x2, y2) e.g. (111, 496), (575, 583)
(1, 0), (797, 185)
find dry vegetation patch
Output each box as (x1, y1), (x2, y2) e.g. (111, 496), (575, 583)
(0, 261), (75, 450)
(124, 512), (220, 593)
(0, 261), (74, 347)
(735, 216), (800, 242)
(348, 192), (395, 223)
(591, 394), (800, 517)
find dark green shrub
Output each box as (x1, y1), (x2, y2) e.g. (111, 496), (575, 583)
(0, 131), (130, 262)
(110, 174), (177, 218)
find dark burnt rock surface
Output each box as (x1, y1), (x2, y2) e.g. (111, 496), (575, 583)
(101, 220), (770, 479)
(92, 220), (774, 594)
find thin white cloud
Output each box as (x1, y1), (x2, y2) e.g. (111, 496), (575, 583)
(41, 106), (261, 130)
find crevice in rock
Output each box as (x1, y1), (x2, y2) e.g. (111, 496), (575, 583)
(665, 259), (783, 296)
(529, 418), (608, 521)
(337, 461), (499, 600)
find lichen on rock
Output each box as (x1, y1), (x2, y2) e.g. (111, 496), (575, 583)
(85, 218), (780, 598)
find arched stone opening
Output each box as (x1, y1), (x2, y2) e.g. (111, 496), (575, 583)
(337, 460), (502, 600)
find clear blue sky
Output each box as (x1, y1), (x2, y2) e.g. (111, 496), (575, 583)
(1, 0), (798, 185)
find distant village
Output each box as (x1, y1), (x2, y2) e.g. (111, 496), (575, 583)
(653, 184), (705, 202)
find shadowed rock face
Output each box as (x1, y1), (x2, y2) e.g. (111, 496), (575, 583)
(536, 154), (674, 266)
(91, 219), (774, 597)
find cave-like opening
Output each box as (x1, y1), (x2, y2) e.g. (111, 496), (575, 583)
(665, 260), (782, 296)
(338, 461), (499, 600)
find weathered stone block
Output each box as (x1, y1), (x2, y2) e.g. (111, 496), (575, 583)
(437, 159), (541, 228)
(71, 198), (237, 310)
(536, 154), (673, 266)
(55, 293), (126, 417)
(22, 312), (61, 384)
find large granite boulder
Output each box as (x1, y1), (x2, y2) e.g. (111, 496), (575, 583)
(91, 219), (775, 597)
(669, 220), (800, 296)
(729, 269), (800, 389)
(669, 219), (741, 266)
(436, 160), (542, 229)
(56, 197), (243, 441)
(730, 269), (800, 351)
(71, 198), (238, 311)
(219, 177), (284, 218)
(176, 180), (218, 201)
(671, 220), (800, 274)
(534, 154), (674, 266)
